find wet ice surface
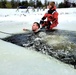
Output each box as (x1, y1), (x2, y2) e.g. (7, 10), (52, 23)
(2, 29), (76, 69)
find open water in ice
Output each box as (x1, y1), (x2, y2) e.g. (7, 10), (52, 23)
(2, 29), (76, 69)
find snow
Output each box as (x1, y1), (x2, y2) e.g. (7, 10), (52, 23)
(0, 8), (76, 75)
(0, 40), (76, 75)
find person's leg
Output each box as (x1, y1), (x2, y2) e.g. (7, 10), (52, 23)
(46, 21), (51, 30)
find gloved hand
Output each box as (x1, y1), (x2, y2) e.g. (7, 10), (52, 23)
(40, 20), (44, 24)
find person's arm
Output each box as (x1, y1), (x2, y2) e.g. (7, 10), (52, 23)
(50, 12), (58, 29)
(40, 13), (47, 24)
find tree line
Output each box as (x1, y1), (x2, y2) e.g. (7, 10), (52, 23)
(58, 0), (76, 8)
(0, 0), (76, 8)
(0, 0), (46, 8)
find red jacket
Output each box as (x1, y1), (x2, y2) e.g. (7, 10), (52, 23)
(41, 6), (58, 29)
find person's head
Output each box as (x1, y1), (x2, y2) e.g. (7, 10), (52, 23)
(48, 1), (55, 9)
(32, 22), (40, 32)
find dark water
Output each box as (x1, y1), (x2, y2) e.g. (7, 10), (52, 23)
(2, 29), (76, 69)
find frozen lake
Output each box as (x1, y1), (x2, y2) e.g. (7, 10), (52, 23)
(0, 8), (76, 75)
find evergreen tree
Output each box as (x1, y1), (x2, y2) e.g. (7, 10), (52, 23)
(44, 0), (47, 6)
(64, 0), (70, 8)
(25, 0), (29, 8)
(6, 1), (12, 8)
(11, 0), (15, 8)
(17, 0), (20, 6)
(28, 0), (34, 7)
(0, 0), (3, 8)
(36, 0), (43, 7)
(1, 0), (7, 8)
(21, 0), (28, 8)
(58, 2), (65, 8)
(72, 3), (76, 7)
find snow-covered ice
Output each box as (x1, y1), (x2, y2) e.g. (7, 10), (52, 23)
(0, 40), (76, 75)
(0, 8), (76, 75)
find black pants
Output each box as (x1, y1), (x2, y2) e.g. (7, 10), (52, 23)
(42, 21), (51, 30)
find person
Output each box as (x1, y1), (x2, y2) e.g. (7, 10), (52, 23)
(40, 1), (58, 30)
(32, 22), (40, 33)
(22, 22), (41, 47)
(23, 22), (40, 33)
(16, 6), (19, 12)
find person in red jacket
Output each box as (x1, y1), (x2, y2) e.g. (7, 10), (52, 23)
(40, 1), (58, 30)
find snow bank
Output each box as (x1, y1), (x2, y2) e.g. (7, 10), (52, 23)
(0, 40), (76, 75)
